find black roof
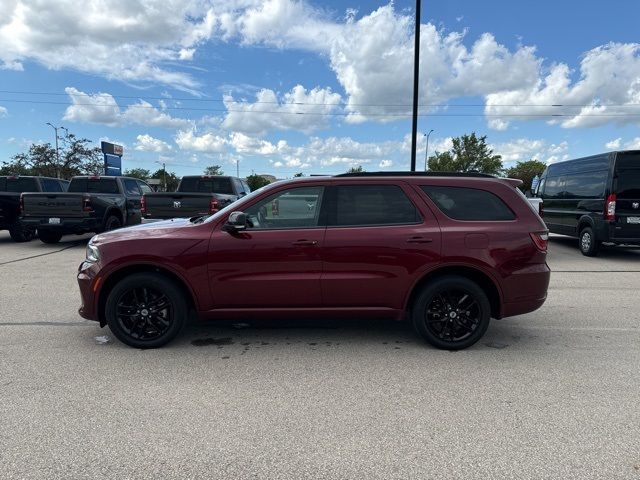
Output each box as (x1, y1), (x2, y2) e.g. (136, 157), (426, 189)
(334, 171), (496, 178)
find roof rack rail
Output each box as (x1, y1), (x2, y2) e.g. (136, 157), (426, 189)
(334, 171), (496, 178)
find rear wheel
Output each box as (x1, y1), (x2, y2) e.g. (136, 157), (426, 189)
(105, 273), (187, 349)
(9, 223), (36, 242)
(412, 275), (491, 350)
(579, 226), (600, 257)
(103, 215), (122, 232)
(38, 230), (63, 244)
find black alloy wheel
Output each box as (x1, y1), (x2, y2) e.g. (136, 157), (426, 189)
(412, 276), (491, 350)
(104, 215), (122, 232)
(9, 223), (36, 242)
(105, 273), (187, 348)
(38, 230), (63, 244)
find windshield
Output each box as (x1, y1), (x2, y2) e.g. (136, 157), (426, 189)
(179, 177), (234, 194)
(68, 178), (119, 194)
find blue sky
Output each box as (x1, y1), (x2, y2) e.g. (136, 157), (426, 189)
(1, 0), (640, 178)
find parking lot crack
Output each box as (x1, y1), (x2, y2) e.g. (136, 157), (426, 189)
(0, 242), (84, 267)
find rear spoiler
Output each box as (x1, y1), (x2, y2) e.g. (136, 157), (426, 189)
(501, 178), (524, 188)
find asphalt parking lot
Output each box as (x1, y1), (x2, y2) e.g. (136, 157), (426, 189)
(0, 232), (639, 479)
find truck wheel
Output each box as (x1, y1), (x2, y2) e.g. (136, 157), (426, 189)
(38, 230), (63, 244)
(105, 273), (187, 349)
(9, 223), (36, 242)
(579, 226), (600, 257)
(412, 275), (491, 350)
(104, 215), (122, 232)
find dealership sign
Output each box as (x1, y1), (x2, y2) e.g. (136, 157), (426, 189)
(101, 141), (123, 176)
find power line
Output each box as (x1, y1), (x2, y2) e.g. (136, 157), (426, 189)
(1, 89), (640, 108)
(2, 98), (640, 118)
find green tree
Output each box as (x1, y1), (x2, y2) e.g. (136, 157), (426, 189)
(151, 168), (180, 192)
(204, 165), (224, 176)
(293, 172), (305, 177)
(246, 174), (271, 191)
(504, 159), (547, 192)
(0, 132), (103, 178)
(346, 165), (365, 173)
(124, 168), (151, 180)
(428, 133), (503, 175)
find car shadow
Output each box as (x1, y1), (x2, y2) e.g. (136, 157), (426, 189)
(549, 235), (640, 259)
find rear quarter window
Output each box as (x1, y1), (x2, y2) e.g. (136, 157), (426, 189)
(421, 185), (515, 221)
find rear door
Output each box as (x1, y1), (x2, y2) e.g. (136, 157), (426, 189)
(122, 178), (143, 225)
(320, 182), (441, 310)
(540, 175), (566, 234)
(613, 153), (640, 239)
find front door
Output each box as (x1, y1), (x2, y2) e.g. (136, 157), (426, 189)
(207, 185), (326, 308)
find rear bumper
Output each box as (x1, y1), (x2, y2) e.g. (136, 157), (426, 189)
(594, 220), (640, 244)
(499, 263), (550, 318)
(23, 217), (100, 233)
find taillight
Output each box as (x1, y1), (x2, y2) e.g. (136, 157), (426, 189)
(141, 196), (147, 216)
(605, 193), (616, 221)
(209, 198), (219, 214)
(82, 195), (94, 212)
(530, 231), (548, 252)
(19, 193), (24, 215)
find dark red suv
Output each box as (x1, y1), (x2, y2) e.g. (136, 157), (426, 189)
(78, 172), (550, 350)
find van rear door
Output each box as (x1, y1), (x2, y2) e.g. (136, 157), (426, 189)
(613, 153), (640, 239)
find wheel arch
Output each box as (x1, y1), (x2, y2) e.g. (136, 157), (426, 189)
(97, 263), (198, 327)
(103, 207), (123, 226)
(577, 215), (596, 234)
(405, 265), (503, 319)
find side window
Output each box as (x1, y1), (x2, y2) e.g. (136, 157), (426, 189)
(543, 176), (564, 199)
(123, 179), (141, 196)
(242, 180), (251, 193)
(421, 186), (515, 221)
(332, 185), (420, 226)
(535, 178), (546, 197)
(245, 186), (324, 230)
(41, 178), (63, 192)
(138, 181), (153, 194)
(563, 172), (607, 199)
(233, 178), (245, 195)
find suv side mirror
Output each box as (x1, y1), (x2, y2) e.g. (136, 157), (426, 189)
(223, 211), (247, 232)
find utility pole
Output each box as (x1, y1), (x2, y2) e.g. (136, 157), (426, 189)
(410, 0), (422, 172)
(46, 122), (64, 178)
(424, 129), (434, 171)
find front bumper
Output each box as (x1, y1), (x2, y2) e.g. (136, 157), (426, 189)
(77, 260), (102, 322)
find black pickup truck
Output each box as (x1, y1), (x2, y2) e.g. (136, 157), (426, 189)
(142, 175), (250, 220)
(21, 176), (152, 243)
(0, 176), (69, 242)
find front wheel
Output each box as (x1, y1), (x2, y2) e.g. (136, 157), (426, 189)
(579, 227), (600, 257)
(38, 230), (63, 244)
(103, 215), (122, 232)
(105, 273), (187, 349)
(412, 276), (491, 350)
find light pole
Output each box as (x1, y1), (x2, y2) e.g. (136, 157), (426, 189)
(46, 122), (64, 178)
(155, 160), (166, 191)
(424, 129), (434, 171)
(409, 0), (422, 172)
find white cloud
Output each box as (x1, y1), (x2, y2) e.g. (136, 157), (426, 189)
(0, 0), (218, 91)
(605, 138), (622, 150)
(134, 134), (172, 153)
(223, 85), (342, 134)
(0, 106), (7, 117)
(379, 159), (393, 168)
(63, 87), (192, 129)
(229, 132), (277, 155)
(492, 139), (569, 165)
(485, 43), (640, 129)
(175, 129), (227, 153)
(606, 137), (640, 150)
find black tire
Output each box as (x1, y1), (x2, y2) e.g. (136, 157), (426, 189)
(103, 215), (122, 232)
(579, 226), (600, 257)
(38, 230), (63, 244)
(105, 273), (187, 349)
(412, 275), (491, 350)
(9, 223), (36, 242)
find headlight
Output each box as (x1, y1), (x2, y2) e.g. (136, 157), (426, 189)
(86, 243), (101, 263)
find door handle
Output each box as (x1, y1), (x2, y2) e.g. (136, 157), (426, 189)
(292, 240), (318, 246)
(407, 236), (433, 244)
